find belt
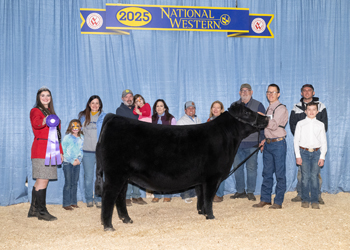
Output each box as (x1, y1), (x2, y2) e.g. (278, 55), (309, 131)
(266, 137), (285, 144)
(300, 146), (320, 152)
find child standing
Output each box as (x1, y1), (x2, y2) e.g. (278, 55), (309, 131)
(133, 94), (152, 123)
(294, 102), (327, 209)
(62, 119), (84, 210)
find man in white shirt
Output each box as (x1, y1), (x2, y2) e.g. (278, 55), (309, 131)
(177, 101), (201, 203)
(294, 102), (327, 209)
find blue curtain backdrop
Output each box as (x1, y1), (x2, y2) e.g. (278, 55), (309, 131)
(1, 0), (349, 206)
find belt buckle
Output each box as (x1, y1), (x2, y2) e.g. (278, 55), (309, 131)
(309, 148), (314, 152)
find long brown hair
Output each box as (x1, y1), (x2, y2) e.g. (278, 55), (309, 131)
(65, 119), (84, 137)
(152, 99), (174, 123)
(34, 87), (56, 115)
(78, 95), (103, 126)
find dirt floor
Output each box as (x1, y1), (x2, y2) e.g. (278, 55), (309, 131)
(1, 191), (350, 250)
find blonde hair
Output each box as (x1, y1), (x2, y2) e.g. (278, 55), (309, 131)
(209, 101), (225, 118)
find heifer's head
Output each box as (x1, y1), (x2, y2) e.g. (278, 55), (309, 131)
(228, 103), (269, 129)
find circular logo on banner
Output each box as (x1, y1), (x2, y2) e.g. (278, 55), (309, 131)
(220, 14), (231, 25)
(251, 18), (266, 34)
(87, 13), (103, 30)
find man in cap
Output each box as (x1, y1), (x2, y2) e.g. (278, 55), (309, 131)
(289, 84), (328, 204)
(219, 84), (265, 202)
(116, 89), (148, 206)
(176, 101), (201, 203)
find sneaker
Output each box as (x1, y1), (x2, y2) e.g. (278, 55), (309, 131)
(87, 202), (93, 207)
(230, 191), (247, 199)
(311, 203), (320, 209)
(213, 195), (223, 202)
(95, 202), (102, 208)
(301, 202), (309, 208)
(184, 198), (192, 203)
(247, 193), (256, 201)
(318, 197), (325, 205)
(126, 199), (132, 206)
(291, 196), (302, 202)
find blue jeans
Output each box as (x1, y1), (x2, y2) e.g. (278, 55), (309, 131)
(216, 181), (225, 197)
(126, 184), (141, 199)
(300, 149), (321, 203)
(260, 139), (287, 206)
(62, 162), (80, 207)
(233, 147), (259, 194)
(296, 165), (323, 198)
(154, 193), (173, 199)
(180, 188), (196, 199)
(82, 151), (101, 203)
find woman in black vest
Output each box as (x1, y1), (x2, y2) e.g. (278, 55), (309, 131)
(151, 99), (176, 202)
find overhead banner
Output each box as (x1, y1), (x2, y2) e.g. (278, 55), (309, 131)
(227, 14), (274, 38)
(80, 8), (130, 35)
(105, 4), (250, 33)
(80, 4), (273, 38)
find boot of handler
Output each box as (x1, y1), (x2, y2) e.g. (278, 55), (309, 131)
(28, 186), (38, 218)
(36, 188), (57, 221)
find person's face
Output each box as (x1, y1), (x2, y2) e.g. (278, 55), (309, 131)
(122, 93), (133, 106)
(71, 122), (81, 136)
(39, 91), (51, 108)
(305, 105), (318, 119)
(211, 103), (222, 117)
(266, 86), (280, 104)
(239, 88), (253, 103)
(301, 87), (315, 102)
(156, 101), (166, 115)
(135, 97), (144, 107)
(185, 106), (196, 117)
(89, 98), (100, 112)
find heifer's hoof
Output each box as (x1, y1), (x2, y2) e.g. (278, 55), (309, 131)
(206, 215), (215, 220)
(198, 209), (204, 215)
(121, 218), (133, 224)
(104, 226), (115, 232)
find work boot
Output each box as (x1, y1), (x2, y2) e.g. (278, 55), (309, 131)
(213, 195), (223, 202)
(301, 202), (309, 208)
(126, 199), (132, 206)
(230, 191), (247, 199)
(318, 196), (325, 205)
(163, 198), (171, 202)
(252, 201), (271, 208)
(311, 203), (320, 209)
(36, 188), (57, 221)
(28, 187), (38, 218)
(291, 195), (302, 202)
(152, 198), (160, 203)
(247, 193), (256, 201)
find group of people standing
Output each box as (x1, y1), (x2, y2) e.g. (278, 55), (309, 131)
(28, 82), (328, 221)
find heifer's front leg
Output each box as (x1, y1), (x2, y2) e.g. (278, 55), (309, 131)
(202, 180), (218, 220)
(102, 182), (120, 231)
(195, 185), (205, 215)
(116, 182), (133, 224)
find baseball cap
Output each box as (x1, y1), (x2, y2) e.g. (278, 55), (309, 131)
(122, 89), (133, 98)
(240, 83), (252, 91)
(184, 101), (196, 109)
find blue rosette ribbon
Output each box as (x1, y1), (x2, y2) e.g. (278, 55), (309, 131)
(44, 114), (62, 166)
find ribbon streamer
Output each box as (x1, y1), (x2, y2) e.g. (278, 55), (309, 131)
(44, 115), (62, 166)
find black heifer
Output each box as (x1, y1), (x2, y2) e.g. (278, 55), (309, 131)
(95, 103), (269, 231)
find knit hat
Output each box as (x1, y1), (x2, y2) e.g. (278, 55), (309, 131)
(122, 89), (133, 98)
(185, 101), (196, 109)
(240, 83), (252, 91)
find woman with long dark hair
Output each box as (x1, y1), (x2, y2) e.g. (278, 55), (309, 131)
(28, 86), (63, 221)
(78, 95), (106, 208)
(151, 99), (176, 202)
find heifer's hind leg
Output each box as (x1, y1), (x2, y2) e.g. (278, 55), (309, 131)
(202, 180), (219, 220)
(195, 185), (205, 215)
(115, 181), (133, 224)
(102, 181), (122, 231)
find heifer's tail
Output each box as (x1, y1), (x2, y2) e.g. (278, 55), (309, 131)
(95, 113), (115, 196)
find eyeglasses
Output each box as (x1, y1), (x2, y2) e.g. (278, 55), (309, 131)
(240, 89), (251, 93)
(266, 91), (278, 95)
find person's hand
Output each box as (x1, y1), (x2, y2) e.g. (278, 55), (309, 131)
(257, 112), (265, 116)
(42, 116), (48, 125)
(60, 154), (64, 163)
(296, 158), (302, 166)
(73, 159), (80, 166)
(318, 159), (324, 167)
(259, 139), (265, 152)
